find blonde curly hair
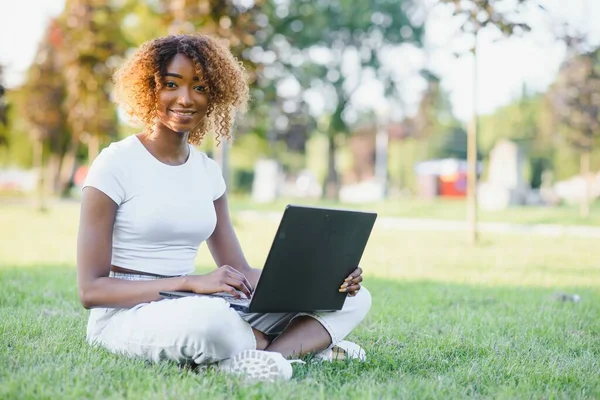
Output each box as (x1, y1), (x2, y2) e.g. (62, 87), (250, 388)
(112, 34), (249, 145)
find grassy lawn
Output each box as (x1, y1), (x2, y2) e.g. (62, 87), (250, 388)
(1, 203), (599, 399)
(228, 195), (600, 227)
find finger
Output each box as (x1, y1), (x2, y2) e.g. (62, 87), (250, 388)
(225, 267), (254, 294)
(344, 266), (362, 282)
(339, 284), (361, 293)
(339, 277), (361, 290)
(227, 272), (253, 297)
(221, 284), (242, 299)
(225, 276), (252, 299)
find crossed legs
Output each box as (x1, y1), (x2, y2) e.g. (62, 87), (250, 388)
(252, 316), (331, 357)
(89, 287), (372, 364)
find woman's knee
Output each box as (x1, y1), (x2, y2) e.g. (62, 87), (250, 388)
(178, 297), (239, 337)
(349, 286), (372, 319)
(175, 297), (253, 358)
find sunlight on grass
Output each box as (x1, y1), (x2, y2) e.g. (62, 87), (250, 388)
(228, 195), (600, 226)
(1, 202), (598, 399)
(1, 202), (597, 289)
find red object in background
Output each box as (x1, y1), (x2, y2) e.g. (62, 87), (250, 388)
(73, 166), (89, 187)
(438, 172), (467, 198)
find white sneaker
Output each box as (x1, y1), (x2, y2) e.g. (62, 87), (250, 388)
(218, 350), (297, 382)
(313, 340), (366, 362)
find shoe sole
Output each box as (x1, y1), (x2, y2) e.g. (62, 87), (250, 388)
(225, 350), (289, 381)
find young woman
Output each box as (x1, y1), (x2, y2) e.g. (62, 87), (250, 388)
(77, 34), (371, 382)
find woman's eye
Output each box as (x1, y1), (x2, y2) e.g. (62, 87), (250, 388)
(195, 85), (206, 92)
(166, 81), (177, 88)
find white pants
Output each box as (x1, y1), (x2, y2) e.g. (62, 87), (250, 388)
(86, 273), (372, 365)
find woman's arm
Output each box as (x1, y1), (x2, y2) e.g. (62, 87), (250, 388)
(207, 193), (262, 289)
(77, 188), (252, 309)
(77, 187), (189, 309)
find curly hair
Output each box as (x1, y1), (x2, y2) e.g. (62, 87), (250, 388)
(112, 34), (249, 145)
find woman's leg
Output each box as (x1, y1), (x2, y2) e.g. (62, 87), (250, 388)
(265, 287), (372, 358)
(88, 296), (257, 365)
(265, 316), (331, 357)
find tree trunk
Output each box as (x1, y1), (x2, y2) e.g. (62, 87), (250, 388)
(580, 150), (591, 218)
(45, 153), (61, 196)
(88, 134), (100, 163)
(32, 140), (47, 212)
(58, 138), (78, 196)
(467, 33), (479, 245)
(324, 132), (339, 200)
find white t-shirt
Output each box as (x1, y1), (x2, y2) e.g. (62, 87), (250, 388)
(82, 135), (226, 276)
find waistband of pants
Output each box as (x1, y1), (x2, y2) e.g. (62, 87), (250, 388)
(109, 271), (166, 281)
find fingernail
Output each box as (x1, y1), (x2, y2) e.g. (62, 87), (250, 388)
(339, 289), (346, 292)
(340, 282), (348, 288)
(345, 277), (352, 282)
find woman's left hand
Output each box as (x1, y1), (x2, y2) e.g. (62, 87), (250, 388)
(339, 266), (363, 297)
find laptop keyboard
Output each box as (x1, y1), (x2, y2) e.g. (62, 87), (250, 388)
(225, 298), (251, 305)
(208, 292), (250, 306)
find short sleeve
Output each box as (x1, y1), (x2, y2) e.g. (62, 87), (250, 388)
(205, 156), (227, 200)
(82, 148), (126, 205)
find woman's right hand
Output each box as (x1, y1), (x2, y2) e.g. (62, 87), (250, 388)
(184, 265), (253, 299)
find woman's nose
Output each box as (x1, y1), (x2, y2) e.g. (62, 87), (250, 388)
(177, 88), (193, 106)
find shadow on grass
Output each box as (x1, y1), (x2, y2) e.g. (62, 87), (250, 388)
(1, 265), (598, 399)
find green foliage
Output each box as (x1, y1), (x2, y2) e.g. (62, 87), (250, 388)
(0, 66), (7, 147)
(254, 0), (425, 195)
(479, 94), (540, 155)
(429, 126), (469, 160)
(59, 0), (128, 144)
(441, 0), (532, 39)
(229, 134), (271, 194)
(388, 138), (429, 193)
(20, 24), (69, 147)
(478, 94), (554, 187)
(262, 0), (423, 135)
(552, 145), (600, 182)
(0, 90), (33, 167)
(549, 47), (600, 152)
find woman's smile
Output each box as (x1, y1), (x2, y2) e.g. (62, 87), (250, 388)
(169, 109), (197, 121)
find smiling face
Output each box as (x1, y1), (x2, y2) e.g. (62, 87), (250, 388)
(155, 53), (209, 135)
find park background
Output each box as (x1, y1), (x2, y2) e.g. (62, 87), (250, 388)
(0, 0), (599, 399)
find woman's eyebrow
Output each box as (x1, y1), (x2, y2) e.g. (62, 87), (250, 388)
(165, 72), (200, 81)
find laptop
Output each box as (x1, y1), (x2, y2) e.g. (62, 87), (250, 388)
(159, 204), (377, 313)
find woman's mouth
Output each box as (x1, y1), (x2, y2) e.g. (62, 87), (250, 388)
(170, 109), (196, 119)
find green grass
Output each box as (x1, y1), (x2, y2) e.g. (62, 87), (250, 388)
(228, 195), (600, 227)
(1, 203), (599, 399)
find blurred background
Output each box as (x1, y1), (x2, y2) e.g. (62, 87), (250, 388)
(2, 4), (599, 396)
(0, 0), (599, 235)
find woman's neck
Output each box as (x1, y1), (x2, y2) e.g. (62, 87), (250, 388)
(138, 126), (190, 166)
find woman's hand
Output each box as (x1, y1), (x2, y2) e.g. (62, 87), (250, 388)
(244, 267), (262, 293)
(185, 265), (253, 299)
(339, 266), (363, 297)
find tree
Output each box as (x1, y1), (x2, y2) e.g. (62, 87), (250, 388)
(478, 90), (555, 188)
(549, 47), (600, 217)
(413, 70), (468, 160)
(0, 66), (8, 147)
(257, 0), (424, 198)
(19, 20), (70, 207)
(56, 0), (128, 192)
(440, 0), (532, 244)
